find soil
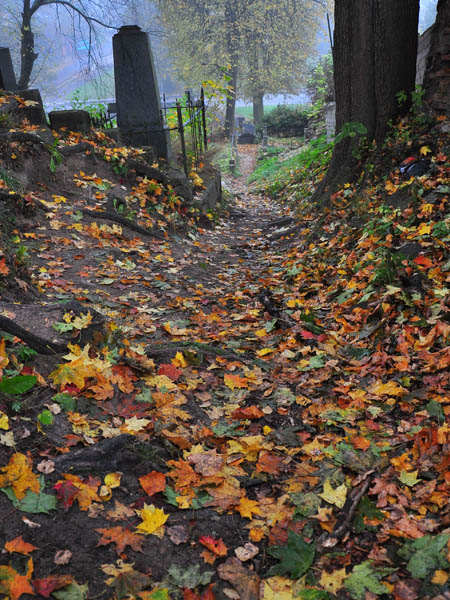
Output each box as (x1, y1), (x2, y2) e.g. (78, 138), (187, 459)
(0, 142), (296, 600)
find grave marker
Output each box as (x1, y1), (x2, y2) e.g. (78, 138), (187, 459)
(0, 47), (18, 91)
(112, 25), (171, 160)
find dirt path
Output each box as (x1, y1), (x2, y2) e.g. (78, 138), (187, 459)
(0, 143), (299, 600)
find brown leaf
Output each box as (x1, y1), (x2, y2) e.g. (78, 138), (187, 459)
(217, 557), (259, 600)
(96, 527), (144, 554)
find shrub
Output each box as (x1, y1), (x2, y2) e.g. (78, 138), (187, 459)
(262, 105), (309, 138)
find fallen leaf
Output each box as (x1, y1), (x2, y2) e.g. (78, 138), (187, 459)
(136, 503), (169, 536)
(4, 536), (38, 555)
(139, 471), (166, 496)
(96, 527), (144, 554)
(319, 479), (347, 509)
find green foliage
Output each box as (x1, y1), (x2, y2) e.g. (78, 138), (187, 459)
(53, 392), (77, 412)
(1, 476), (57, 514)
(52, 583), (89, 600)
(37, 409), (54, 426)
(397, 534), (450, 579)
(267, 530), (315, 579)
(249, 136), (332, 194)
(167, 563), (213, 589)
(14, 345), (38, 363)
(0, 374), (36, 395)
(372, 248), (403, 286)
(262, 105), (309, 138)
(305, 54), (334, 106)
(344, 562), (392, 599)
(334, 122), (368, 144)
(46, 138), (63, 173)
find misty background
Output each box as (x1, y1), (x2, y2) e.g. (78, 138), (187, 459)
(0, 0), (439, 108)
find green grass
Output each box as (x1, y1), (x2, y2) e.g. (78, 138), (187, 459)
(248, 135), (333, 201)
(235, 104), (309, 119)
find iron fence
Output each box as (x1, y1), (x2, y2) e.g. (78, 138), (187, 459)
(45, 90), (208, 175)
(160, 88), (208, 175)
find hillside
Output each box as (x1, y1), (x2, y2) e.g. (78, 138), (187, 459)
(0, 91), (449, 600)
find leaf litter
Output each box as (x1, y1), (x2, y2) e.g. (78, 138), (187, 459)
(0, 110), (449, 600)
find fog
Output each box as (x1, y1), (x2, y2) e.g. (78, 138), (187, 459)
(0, 0), (440, 106)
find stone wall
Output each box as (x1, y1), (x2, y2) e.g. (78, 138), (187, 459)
(416, 25), (434, 86)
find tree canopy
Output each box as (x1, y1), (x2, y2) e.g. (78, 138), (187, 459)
(157, 0), (329, 132)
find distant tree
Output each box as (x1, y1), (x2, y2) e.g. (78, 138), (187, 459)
(0, 0), (123, 90)
(239, 0), (325, 128)
(314, 0), (420, 202)
(158, 0), (328, 136)
(423, 0), (450, 116)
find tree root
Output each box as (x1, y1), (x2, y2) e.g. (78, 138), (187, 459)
(146, 340), (272, 371)
(268, 224), (302, 242)
(59, 142), (92, 157)
(263, 216), (295, 230)
(80, 208), (165, 240)
(0, 315), (67, 354)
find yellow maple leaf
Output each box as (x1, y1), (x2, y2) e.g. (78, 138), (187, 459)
(123, 416), (151, 433)
(237, 496), (262, 519)
(369, 380), (407, 397)
(0, 412), (9, 430)
(417, 222), (432, 236)
(49, 359), (89, 390)
(319, 479), (347, 509)
(136, 503), (168, 536)
(420, 145), (432, 156)
(431, 570), (449, 585)
(319, 568), (348, 594)
(0, 453), (40, 499)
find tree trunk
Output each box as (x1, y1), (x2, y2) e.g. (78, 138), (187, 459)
(18, 0), (39, 89)
(314, 0), (419, 203)
(252, 93), (264, 128)
(423, 0), (450, 116)
(224, 64), (238, 138)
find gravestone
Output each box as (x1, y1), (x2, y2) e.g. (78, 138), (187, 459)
(238, 121), (256, 144)
(49, 109), (91, 132)
(324, 102), (336, 142)
(113, 25), (171, 160)
(0, 47), (18, 90)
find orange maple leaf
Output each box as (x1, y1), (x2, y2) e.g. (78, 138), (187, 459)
(139, 471), (166, 496)
(96, 527), (144, 554)
(224, 373), (249, 390)
(0, 557), (34, 600)
(167, 459), (200, 490)
(4, 536), (38, 555)
(199, 536), (227, 557)
(0, 257), (10, 275)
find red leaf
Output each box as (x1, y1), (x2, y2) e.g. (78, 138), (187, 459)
(33, 575), (73, 597)
(413, 255), (433, 268)
(231, 406), (264, 420)
(299, 329), (316, 340)
(199, 536), (227, 557)
(158, 363), (183, 381)
(53, 480), (78, 511)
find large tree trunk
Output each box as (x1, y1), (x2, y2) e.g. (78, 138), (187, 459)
(18, 0), (39, 89)
(314, 0), (419, 203)
(252, 92), (264, 128)
(423, 0), (450, 117)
